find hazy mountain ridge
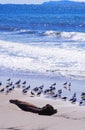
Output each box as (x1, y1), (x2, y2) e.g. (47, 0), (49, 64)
(42, 1), (85, 6)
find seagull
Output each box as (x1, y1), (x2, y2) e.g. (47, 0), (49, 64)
(15, 80), (21, 85)
(22, 89), (28, 94)
(72, 92), (76, 98)
(52, 93), (57, 98)
(9, 82), (13, 86)
(22, 85), (30, 93)
(0, 88), (4, 92)
(68, 86), (71, 91)
(22, 81), (26, 85)
(7, 78), (11, 81)
(30, 91), (35, 97)
(50, 87), (56, 91)
(79, 100), (83, 105)
(69, 93), (76, 101)
(43, 89), (50, 94)
(69, 92), (77, 103)
(33, 87), (39, 92)
(63, 86), (67, 90)
(63, 81), (68, 90)
(37, 91), (42, 96)
(81, 92), (85, 100)
(6, 78), (11, 85)
(51, 82), (56, 86)
(62, 97), (67, 101)
(22, 85), (26, 88)
(63, 81), (68, 86)
(68, 82), (71, 86)
(50, 82), (56, 88)
(5, 85), (10, 88)
(0, 82), (2, 86)
(25, 85), (30, 90)
(71, 98), (77, 103)
(39, 84), (44, 90)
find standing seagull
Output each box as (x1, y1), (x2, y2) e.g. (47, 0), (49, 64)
(63, 81), (68, 90)
(15, 80), (21, 88)
(0, 88), (4, 93)
(71, 97), (77, 104)
(7, 78), (11, 81)
(62, 96), (67, 101)
(69, 92), (77, 103)
(68, 82), (71, 87)
(68, 82), (71, 91)
(30, 91), (35, 97)
(50, 82), (56, 88)
(0, 82), (2, 86)
(22, 81), (26, 85)
(15, 80), (21, 85)
(63, 81), (68, 86)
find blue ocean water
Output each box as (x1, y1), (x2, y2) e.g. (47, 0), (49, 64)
(0, 1), (85, 79)
(0, 2), (85, 43)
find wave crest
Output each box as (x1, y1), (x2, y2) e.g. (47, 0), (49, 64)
(41, 31), (85, 42)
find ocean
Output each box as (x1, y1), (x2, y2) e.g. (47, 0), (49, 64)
(0, 1), (85, 80)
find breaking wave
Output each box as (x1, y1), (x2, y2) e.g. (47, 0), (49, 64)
(14, 29), (85, 42)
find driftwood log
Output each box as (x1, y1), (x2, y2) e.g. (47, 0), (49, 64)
(9, 99), (57, 116)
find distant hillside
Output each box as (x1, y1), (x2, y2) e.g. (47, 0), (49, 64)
(42, 1), (84, 6)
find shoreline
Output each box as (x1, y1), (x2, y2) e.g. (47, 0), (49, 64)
(0, 72), (85, 102)
(0, 72), (85, 99)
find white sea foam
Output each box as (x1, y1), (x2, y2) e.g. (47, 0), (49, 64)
(44, 31), (85, 42)
(11, 29), (85, 42)
(0, 40), (85, 79)
(61, 32), (85, 41)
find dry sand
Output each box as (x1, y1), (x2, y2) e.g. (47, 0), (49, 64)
(0, 88), (85, 130)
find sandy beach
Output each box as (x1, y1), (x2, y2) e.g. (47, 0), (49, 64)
(0, 74), (85, 130)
